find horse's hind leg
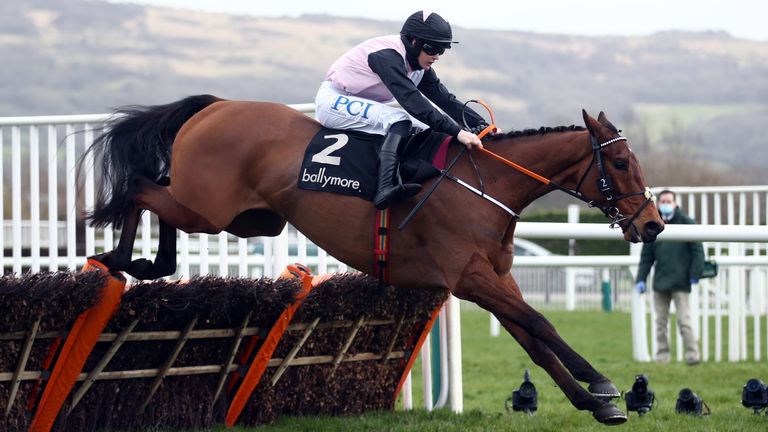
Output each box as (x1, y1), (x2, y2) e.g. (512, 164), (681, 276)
(96, 175), (219, 279)
(453, 253), (626, 425)
(91, 207), (140, 270)
(130, 176), (224, 279)
(121, 217), (178, 279)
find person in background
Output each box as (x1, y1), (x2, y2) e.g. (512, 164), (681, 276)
(315, 10), (489, 209)
(636, 190), (705, 365)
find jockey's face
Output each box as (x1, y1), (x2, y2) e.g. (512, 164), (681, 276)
(418, 49), (440, 70)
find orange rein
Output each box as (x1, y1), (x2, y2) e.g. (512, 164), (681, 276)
(471, 99), (552, 186)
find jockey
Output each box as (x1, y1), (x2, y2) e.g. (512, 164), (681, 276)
(315, 10), (488, 209)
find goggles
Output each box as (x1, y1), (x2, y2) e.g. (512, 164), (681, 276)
(421, 42), (446, 56)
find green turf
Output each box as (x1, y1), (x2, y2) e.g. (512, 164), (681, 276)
(210, 309), (767, 431)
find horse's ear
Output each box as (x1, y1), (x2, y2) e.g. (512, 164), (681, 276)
(597, 111), (619, 134)
(582, 109), (600, 137)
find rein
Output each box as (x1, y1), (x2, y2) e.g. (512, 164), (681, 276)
(461, 102), (655, 236)
(398, 100), (513, 230)
(398, 101), (655, 236)
(476, 137), (654, 235)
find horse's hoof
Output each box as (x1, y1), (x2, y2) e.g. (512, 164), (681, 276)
(126, 258), (155, 279)
(89, 252), (119, 270)
(589, 380), (621, 401)
(592, 402), (627, 425)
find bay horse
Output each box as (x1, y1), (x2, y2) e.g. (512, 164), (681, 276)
(83, 95), (664, 425)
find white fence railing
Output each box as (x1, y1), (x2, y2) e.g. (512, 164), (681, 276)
(505, 253), (768, 364)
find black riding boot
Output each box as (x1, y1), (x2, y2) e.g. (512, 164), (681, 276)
(373, 121), (421, 209)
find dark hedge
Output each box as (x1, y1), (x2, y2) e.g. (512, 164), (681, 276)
(0, 271), (447, 431)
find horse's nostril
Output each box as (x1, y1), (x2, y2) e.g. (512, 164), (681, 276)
(645, 221), (662, 238)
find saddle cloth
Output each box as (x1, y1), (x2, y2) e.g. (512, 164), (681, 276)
(297, 128), (452, 200)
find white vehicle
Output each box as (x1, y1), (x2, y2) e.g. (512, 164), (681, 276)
(512, 239), (608, 310)
(513, 238), (555, 257)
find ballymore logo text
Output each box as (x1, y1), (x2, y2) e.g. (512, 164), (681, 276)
(301, 167), (362, 192)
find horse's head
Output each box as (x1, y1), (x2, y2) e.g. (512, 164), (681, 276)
(579, 110), (664, 242)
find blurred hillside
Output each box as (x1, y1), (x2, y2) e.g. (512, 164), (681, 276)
(2, 0), (767, 195)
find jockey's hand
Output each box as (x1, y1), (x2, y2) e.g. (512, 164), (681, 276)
(458, 130), (483, 150)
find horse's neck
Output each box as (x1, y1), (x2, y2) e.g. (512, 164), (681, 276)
(484, 131), (592, 211)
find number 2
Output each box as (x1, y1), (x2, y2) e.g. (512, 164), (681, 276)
(311, 134), (348, 166)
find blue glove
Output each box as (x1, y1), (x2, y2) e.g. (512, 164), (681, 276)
(636, 281), (646, 294)
(690, 278), (699, 285)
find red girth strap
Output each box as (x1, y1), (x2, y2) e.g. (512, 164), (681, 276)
(374, 208), (390, 284)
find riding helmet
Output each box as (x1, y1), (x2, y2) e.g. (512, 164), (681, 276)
(400, 11), (457, 47)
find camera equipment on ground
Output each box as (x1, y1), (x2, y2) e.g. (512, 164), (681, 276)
(675, 388), (710, 416)
(624, 374), (655, 416)
(741, 378), (768, 415)
(506, 369), (538, 414)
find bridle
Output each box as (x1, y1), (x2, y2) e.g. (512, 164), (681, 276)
(467, 132), (654, 236)
(569, 135), (655, 236)
(460, 103), (657, 237)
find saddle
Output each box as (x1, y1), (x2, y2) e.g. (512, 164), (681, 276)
(297, 128), (452, 200)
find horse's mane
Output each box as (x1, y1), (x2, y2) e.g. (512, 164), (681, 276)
(484, 125), (586, 141)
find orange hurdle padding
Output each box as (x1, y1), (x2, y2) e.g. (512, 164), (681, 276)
(225, 270), (317, 427)
(226, 264), (315, 395)
(25, 336), (62, 413)
(392, 302), (445, 404)
(28, 259), (126, 432)
(226, 334), (262, 394)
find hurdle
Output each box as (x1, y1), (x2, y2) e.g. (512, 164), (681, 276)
(0, 264), (447, 431)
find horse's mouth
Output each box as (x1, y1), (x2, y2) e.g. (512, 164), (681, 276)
(621, 221), (643, 243)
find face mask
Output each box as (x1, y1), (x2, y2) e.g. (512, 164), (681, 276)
(658, 203), (675, 217)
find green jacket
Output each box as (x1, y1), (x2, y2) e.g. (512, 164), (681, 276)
(636, 208), (705, 293)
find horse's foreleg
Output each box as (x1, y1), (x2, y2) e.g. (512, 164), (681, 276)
(500, 316), (601, 411)
(500, 317), (626, 424)
(453, 253), (626, 424)
(456, 254), (608, 382)
(496, 271), (619, 393)
(496, 273), (618, 392)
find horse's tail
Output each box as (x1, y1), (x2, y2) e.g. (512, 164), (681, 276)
(83, 94), (221, 228)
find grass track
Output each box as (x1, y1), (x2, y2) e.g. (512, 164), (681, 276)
(210, 309), (767, 431)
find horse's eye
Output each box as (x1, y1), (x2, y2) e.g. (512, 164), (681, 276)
(614, 159), (628, 170)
